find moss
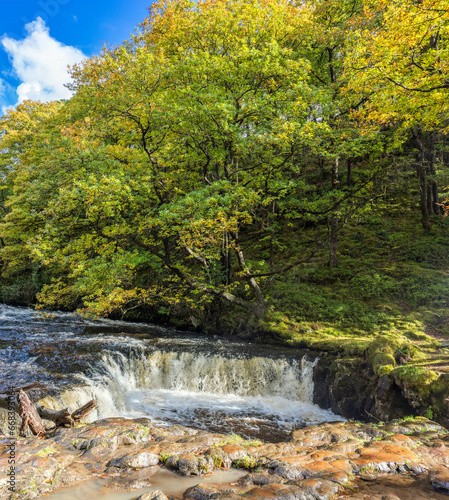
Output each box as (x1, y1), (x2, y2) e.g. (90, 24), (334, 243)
(393, 365), (439, 401)
(233, 455), (258, 470)
(429, 374), (449, 416)
(366, 334), (419, 376)
(36, 447), (56, 458)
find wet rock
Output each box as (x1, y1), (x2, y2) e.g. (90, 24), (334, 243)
(165, 454), (179, 468)
(273, 461), (306, 480)
(431, 467), (449, 494)
(287, 478), (342, 500)
(178, 453), (214, 476)
(240, 472), (285, 485)
(240, 482), (322, 500)
(350, 441), (420, 474)
(1, 417), (449, 500)
(110, 450), (160, 469)
(183, 483), (245, 500)
(137, 490), (169, 500)
(221, 444), (248, 460)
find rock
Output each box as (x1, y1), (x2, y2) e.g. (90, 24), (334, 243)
(431, 467), (449, 494)
(178, 453), (201, 475)
(177, 453), (214, 476)
(109, 450), (160, 469)
(377, 374), (393, 399)
(221, 444), (247, 460)
(273, 461), (306, 480)
(137, 490), (169, 500)
(241, 472), (285, 485)
(183, 483), (243, 500)
(2, 416), (449, 500)
(287, 478), (342, 500)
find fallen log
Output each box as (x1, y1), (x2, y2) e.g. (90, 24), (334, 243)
(1, 386), (97, 434)
(18, 390), (46, 438)
(37, 399), (97, 427)
(71, 400), (97, 423)
(36, 406), (73, 427)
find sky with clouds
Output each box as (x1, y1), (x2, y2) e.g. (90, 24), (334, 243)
(0, 0), (155, 115)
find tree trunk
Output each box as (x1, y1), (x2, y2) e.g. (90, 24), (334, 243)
(18, 390), (46, 438)
(427, 182), (433, 215)
(71, 400), (97, 423)
(1, 388), (97, 434)
(330, 216), (338, 268)
(429, 132), (442, 215)
(417, 164), (431, 231)
(329, 157), (339, 267)
(414, 130), (431, 231)
(36, 406), (73, 427)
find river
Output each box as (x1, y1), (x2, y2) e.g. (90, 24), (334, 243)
(0, 305), (341, 442)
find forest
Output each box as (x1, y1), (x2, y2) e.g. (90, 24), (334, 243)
(0, 0), (448, 346)
(2, 2), (449, 498)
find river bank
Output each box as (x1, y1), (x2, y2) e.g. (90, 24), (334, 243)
(1, 416), (448, 500)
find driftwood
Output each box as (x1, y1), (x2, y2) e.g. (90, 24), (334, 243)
(18, 390), (46, 438)
(0, 386), (97, 436)
(36, 406), (73, 427)
(71, 400), (97, 423)
(37, 399), (97, 427)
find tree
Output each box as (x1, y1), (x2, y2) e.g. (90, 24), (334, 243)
(344, 0), (449, 229)
(1, 0), (325, 320)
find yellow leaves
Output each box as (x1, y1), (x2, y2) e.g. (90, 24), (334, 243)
(344, 0), (449, 130)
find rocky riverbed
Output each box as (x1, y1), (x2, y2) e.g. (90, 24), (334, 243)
(1, 416), (448, 500)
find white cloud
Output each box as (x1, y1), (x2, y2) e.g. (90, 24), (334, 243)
(0, 78), (5, 97)
(2, 17), (86, 106)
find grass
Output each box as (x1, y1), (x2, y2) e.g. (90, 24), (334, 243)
(217, 433), (263, 447)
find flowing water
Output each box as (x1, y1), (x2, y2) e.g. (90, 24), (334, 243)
(0, 305), (341, 441)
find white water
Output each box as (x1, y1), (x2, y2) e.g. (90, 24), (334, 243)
(0, 304), (342, 441)
(40, 349), (341, 440)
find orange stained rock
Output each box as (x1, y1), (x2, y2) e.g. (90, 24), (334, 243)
(310, 450), (336, 460)
(359, 443), (418, 461)
(386, 434), (414, 443)
(322, 470), (351, 484)
(329, 458), (352, 473)
(302, 459), (336, 473)
(221, 444), (245, 454)
(282, 455), (307, 465)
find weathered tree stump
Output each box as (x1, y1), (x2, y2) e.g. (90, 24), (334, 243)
(18, 389), (46, 438)
(71, 400), (97, 423)
(37, 399), (97, 427)
(0, 385), (97, 435)
(37, 406), (73, 427)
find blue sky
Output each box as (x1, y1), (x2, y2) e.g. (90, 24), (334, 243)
(0, 0), (155, 114)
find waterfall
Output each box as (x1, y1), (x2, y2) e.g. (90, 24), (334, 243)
(0, 305), (341, 440)
(87, 350), (318, 400)
(38, 349), (339, 440)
